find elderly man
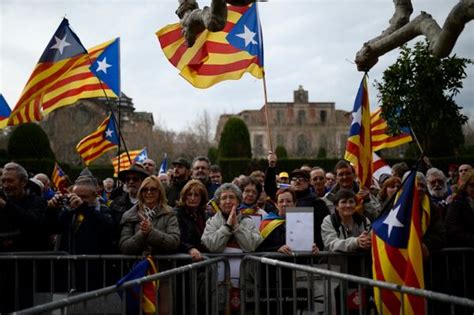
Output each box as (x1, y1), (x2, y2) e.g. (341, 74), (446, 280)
(34, 173), (55, 200)
(48, 176), (114, 254)
(191, 156), (219, 198)
(166, 157), (191, 207)
(289, 168), (329, 250)
(323, 160), (380, 221)
(426, 168), (452, 219)
(0, 162), (49, 251)
(310, 167), (327, 198)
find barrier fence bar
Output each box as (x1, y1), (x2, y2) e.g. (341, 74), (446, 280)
(241, 255), (474, 315)
(14, 257), (229, 314)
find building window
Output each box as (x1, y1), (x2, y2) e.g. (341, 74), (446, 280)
(276, 110), (283, 125)
(297, 110), (306, 125)
(243, 114), (249, 122)
(296, 134), (309, 156)
(320, 110), (327, 123)
(254, 134), (264, 157)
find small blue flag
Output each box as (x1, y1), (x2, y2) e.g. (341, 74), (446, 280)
(90, 38), (120, 96)
(159, 153), (168, 174)
(0, 94), (12, 120)
(103, 115), (120, 145)
(135, 148), (148, 164)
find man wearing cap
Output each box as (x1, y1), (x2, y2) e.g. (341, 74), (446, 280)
(166, 157), (191, 207)
(109, 163), (149, 251)
(278, 172), (289, 185)
(289, 168), (329, 250)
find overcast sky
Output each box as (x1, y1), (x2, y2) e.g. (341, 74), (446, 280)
(1, 0), (473, 133)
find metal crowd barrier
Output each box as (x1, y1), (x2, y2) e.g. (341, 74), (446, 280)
(14, 256), (229, 315)
(0, 253), (229, 314)
(0, 248), (472, 314)
(240, 255), (474, 315)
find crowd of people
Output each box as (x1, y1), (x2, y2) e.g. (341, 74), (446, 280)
(1, 153), (472, 257)
(0, 154), (473, 311)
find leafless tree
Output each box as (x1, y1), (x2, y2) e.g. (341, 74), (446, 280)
(355, 0), (474, 71)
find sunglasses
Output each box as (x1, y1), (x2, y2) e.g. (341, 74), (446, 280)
(141, 187), (158, 193)
(125, 177), (141, 183)
(291, 177), (308, 182)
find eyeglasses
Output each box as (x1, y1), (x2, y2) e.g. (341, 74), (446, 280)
(141, 187), (158, 193)
(428, 179), (444, 185)
(125, 176), (141, 183)
(336, 172), (352, 178)
(312, 176), (325, 181)
(291, 177), (308, 182)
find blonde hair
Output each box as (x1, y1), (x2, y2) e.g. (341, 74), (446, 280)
(137, 176), (171, 213)
(458, 169), (474, 193)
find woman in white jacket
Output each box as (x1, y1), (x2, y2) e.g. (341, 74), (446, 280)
(201, 183), (262, 252)
(321, 189), (371, 252)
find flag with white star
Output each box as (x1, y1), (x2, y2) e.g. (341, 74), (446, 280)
(90, 38), (120, 96)
(371, 169), (431, 315)
(8, 18), (118, 126)
(159, 153), (168, 174)
(76, 114), (119, 165)
(111, 148), (147, 177)
(0, 94), (11, 129)
(157, 3), (264, 88)
(344, 75), (373, 189)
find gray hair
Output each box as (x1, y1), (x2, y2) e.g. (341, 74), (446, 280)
(3, 162), (28, 182)
(215, 183), (242, 204)
(426, 168), (447, 181)
(192, 156), (210, 168)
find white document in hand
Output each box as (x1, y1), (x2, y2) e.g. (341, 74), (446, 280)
(286, 207), (314, 252)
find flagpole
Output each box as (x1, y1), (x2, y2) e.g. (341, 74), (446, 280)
(409, 127), (424, 156)
(84, 50), (132, 165)
(262, 74), (273, 152)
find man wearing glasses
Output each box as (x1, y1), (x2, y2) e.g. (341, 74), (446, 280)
(289, 168), (329, 250)
(323, 160), (380, 221)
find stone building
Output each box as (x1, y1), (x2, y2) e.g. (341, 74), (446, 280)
(215, 86), (351, 158)
(40, 94), (156, 165)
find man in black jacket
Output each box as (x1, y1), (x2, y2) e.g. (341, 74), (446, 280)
(289, 168), (329, 250)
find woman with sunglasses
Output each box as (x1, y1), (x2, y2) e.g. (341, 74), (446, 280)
(119, 175), (180, 255)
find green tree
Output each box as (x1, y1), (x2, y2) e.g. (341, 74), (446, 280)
(208, 146), (218, 164)
(275, 145), (288, 158)
(317, 147), (327, 158)
(218, 117), (252, 159)
(376, 40), (471, 157)
(8, 123), (56, 160)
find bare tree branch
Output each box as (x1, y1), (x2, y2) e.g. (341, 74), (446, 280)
(355, 0), (474, 72)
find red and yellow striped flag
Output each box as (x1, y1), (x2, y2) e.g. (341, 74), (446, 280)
(371, 170), (430, 314)
(111, 149), (145, 177)
(8, 18), (117, 126)
(76, 114), (119, 165)
(344, 75), (373, 188)
(371, 106), (412, 151)
(51, 163), (68, 194)
(156, 4), (264, 89)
